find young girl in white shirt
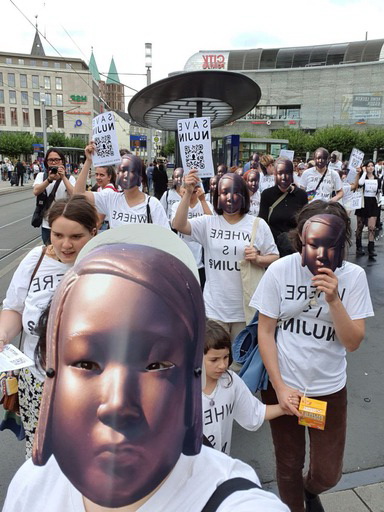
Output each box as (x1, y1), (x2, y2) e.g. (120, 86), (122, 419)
(202, 319), (298, 455)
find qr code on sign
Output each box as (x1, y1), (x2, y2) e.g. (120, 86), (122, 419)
(94, 135), (114, 158)
(184, 144), (205, 170)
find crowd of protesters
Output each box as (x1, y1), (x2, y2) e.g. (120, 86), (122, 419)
(0, 143), (376, 512)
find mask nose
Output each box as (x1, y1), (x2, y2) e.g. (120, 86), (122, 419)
(97, 365), (141, 429)
(317, 246), (326, 261)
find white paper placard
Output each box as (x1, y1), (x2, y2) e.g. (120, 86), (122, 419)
(279, 149), (295, 161)
(92, 112), (121, 167)
(0, 345), (34, 372)
(346, 168), (357, 184)
(350, 189), (363, 210)
(177, 117), (214, 178)
(348, 148), (364, 173)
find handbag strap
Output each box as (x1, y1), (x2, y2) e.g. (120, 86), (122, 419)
(250, 217), (260, 247)
(18, 246), (47, 349)
(201, 478), (260, 512)
(146, 196), (153, 224)
(267, 190), (289, 223)
(47, 178), (61, 201)
(315, 169), (327, 192)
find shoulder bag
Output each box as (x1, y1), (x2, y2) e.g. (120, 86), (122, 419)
(31, 179), (61, 228)
(232, 311), (269, 393)
(306, 170), (327, 202)
(239, 217), (265, 325)
(0, 247), (46, 417)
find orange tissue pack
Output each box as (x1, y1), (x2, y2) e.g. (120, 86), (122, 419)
(298, 396), (327, 430)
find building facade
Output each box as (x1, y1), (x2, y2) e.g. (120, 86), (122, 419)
(183, 39), (384, 138)
(0, 31), (100, 144)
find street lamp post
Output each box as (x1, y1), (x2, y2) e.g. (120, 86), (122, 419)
(145, 43), (153, 165)
(41, 93), (48, 156)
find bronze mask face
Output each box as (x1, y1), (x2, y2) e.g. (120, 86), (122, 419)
(301, 214), (345, 275)
(33, 243), (205, 508)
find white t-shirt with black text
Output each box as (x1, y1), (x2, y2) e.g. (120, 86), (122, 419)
(203, 371), (266, 455)
(160, 188), (182, 221)
(250, 253), (374, 396)
(259, 173), (275, 193)
(2, 247), (71, 381)
(300, 167), (342, 202)
(93, 191), (170, 229)
(190, 214), (278, 322)
(249, 191), (261, 217)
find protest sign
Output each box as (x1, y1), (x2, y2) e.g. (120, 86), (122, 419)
(0, 345), (34, 372)
(177, 117), (214, 178)
(348, 148), (364, 173)
(279, 149), (294, 161)
(92, 112), (121, 167)
(350, 189), (363, 210)
(346, 168), (357, 184)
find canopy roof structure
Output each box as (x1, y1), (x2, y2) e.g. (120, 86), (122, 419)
(128, 71), (261, 130)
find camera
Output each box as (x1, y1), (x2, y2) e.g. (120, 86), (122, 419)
(49, 167), (58, 174)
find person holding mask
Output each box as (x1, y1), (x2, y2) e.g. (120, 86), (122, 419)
(259, 158), (308, 256)
(33, 149), (75, 245)
(160, 167), (184, 221)
(173, 170), (278, 340)
(0, 195), (98, 458)
(300, 147), (343, 203)
(74, 143), (169, 229)
(244, 169), (261, 216)
(205, 174), (219, 204)
(259, 155), (276, 193)
(251, 201), (374, 512)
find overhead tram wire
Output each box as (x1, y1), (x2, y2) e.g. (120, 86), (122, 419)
(9, 0), (140, 101)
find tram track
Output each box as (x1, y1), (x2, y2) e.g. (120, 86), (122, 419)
(0, 235), (41, 263)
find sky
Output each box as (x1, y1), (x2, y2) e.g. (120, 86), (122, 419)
(2, 0), (384, 109)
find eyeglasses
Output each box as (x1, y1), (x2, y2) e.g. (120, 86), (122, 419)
(47, 158), (62, 163)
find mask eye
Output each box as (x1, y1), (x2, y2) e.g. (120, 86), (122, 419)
(146, 361), (175, 372)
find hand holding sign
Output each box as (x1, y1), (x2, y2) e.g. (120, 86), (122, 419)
(177, 117), (214, 178)
(84, 141), (96, 162)
(183, 169), (201, 194)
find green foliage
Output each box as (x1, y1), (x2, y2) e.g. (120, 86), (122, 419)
(69, 137), (87, 149)
(48, 131), (67, 147)
(0, 132), (39, 158)
(270, 126), (384, 159)
(240, 131), (257, 138)
(309, 126), (360, 156)
(270, 128), (311, 156)
(161, 137), (175, 157)
(358, 128), (384, 155)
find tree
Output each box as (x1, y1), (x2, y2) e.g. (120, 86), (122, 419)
(161, 137), (175, 157)
(0, 132), (38, 159)
(48, 131), (67, 148)
(309, 126), (360, 157)
(359, 128), (384, 156)
(270, 128), (311, 156)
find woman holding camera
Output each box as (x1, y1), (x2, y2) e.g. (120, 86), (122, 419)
(33, 149), (75, 245)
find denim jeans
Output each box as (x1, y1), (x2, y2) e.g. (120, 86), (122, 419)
(262, 383), (347, 512)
